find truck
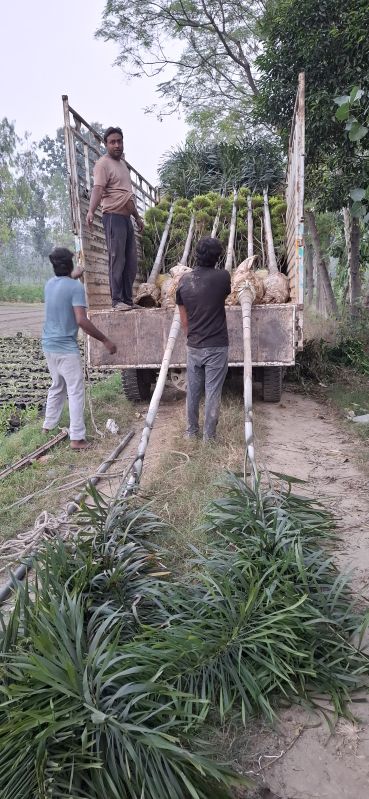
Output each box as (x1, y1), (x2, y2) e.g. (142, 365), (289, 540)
(62, 73), (305, 403)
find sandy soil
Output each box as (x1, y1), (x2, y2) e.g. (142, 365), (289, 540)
(0, 302), (44, 336)
(243, 390), (369, 799)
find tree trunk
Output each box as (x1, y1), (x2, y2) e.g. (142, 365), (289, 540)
(181, 214), (195, 265)
(343, 207), (361, 315)
(247, 195), (254, 257)
(147, 203), (174, 284)
(349, 216), (361, 315)
(305, 241), (314, 305)
(225, 189), (238, 272)
(305, 209), (338, 316)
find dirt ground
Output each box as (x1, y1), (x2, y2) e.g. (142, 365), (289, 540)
(239, 390), (369, 799)
(0, 302), (44, 336)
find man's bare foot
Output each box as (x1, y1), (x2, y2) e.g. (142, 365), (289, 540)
(70, 439), (91, 450)
(42, 427), (50, 434)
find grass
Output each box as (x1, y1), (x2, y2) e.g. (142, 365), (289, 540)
(0, 283), (44, 303)
(0, 373), (134, 543)
(142, 390), (265, 567)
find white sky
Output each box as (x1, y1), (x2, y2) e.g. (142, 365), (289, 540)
(1, 0), (187, 184)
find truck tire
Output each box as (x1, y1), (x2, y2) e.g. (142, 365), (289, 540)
(262, 366), (283, 403)
(121, 369), (154, 402)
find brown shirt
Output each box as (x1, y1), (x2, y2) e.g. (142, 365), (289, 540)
(93, 154), (134, 215)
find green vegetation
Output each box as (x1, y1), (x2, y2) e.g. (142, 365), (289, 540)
(0, 373), (133, 541)
(0, 402), (39, 438)
(1, 471), (368, 797)
(0, 282), (44, 302)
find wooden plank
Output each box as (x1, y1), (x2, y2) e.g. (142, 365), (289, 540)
(87, 305), (296, 368)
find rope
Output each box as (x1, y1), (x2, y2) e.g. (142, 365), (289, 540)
(0, 510), (78, 574)
(84, 337), (104, 438)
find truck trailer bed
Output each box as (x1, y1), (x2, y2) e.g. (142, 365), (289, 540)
(88, 304), (301, 369)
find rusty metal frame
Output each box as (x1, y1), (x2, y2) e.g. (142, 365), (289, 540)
(62, 96), (158, 307)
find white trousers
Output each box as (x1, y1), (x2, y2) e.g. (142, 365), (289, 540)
(44, 352), (86, 441)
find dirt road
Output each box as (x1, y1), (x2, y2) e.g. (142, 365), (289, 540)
(247, 390), (369, 799)
(0, 302), (44, 337)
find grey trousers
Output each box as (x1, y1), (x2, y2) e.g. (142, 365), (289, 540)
(186, 346), (228, 440)
(102, 213), (137, 306)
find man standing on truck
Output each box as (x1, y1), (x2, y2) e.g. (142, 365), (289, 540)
(176, 237), (231, 442)
(86, 126), (144, 311)
(42, 247), (116, 450)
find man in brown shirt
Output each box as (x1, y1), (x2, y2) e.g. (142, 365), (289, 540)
(87, 127), (144, 310)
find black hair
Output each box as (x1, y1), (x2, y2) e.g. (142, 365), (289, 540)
(104, 126), (123, 143)
(49, 247), (74, 276)
(195, 236), (223, 268)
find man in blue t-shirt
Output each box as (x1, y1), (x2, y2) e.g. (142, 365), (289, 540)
(42, 247), (116, 450)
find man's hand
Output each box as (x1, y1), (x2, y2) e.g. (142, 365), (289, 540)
(86, 210), (94, 227)
(71, 265), (84, 280)
(104, 338), (117, 355)
(135, 216), (144, 233)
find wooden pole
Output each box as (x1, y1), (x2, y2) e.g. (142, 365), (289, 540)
(120, 310), (181, 497)
(119, 214), (197, 496)
(238, 282), (258, 488)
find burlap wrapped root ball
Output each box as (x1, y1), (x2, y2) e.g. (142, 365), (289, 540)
(261, 272), (290, 304)
(160, 263), (192, 309)
(135, 282), (161, 308)
(227, 257), (265, 305)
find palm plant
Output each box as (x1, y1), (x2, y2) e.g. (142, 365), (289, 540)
(159, 136), (285, 198)
(1, 477), (368, 797)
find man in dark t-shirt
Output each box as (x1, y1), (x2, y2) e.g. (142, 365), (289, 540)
(176, 237), (231, 441)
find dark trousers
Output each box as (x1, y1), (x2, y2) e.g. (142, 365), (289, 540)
(186, 346), (229, 440)
(102, 213), (137, 306)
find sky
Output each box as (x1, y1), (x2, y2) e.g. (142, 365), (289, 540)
(1, 0), (187, 184)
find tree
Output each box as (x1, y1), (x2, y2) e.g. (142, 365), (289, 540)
(0, 119), (31, 243)
(97, 1), (262, 130)
(255, 0), (369, 314)
(159, 135), (284, 196)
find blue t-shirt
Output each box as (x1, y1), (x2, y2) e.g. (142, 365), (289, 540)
(42, 277), (87, 354)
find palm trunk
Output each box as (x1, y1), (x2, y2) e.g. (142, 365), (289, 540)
(263, 188), (278, 274)
(305, 209), (338, 316)
(181, 214), (195, 265)
(211, 205), (222, 238)
(247, 195), (254, 257)
(147, 203), (174, 284)
(225, 189), (238, 272)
